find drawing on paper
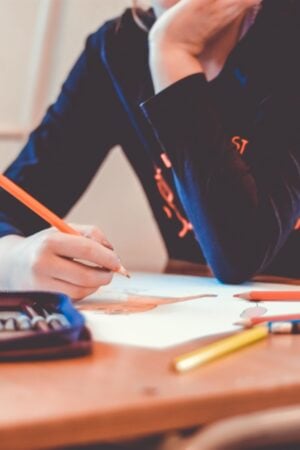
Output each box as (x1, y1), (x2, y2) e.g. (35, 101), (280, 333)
(77, 293), (217, 315)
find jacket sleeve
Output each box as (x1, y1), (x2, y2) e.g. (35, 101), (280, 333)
(0, 28), (124, 237)
(140, 74), (300, 283)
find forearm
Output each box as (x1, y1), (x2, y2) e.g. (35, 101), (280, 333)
(171, 154), (299, 283)
(140, 76), (300, 282)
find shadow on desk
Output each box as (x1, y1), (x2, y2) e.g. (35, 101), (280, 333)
(54, 432), (184, 450)
(57, 405), (300, 450)
(165, 260), (300, 285)
(174, 405), (300, 450)
(49, 404), (300, 450)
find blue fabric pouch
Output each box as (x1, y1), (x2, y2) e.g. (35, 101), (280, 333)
(0, 291), (92, 360)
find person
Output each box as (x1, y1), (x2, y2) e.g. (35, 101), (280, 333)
(0, 0), (299, 300)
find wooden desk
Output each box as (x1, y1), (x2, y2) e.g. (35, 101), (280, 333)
(1, 275), (300, 449)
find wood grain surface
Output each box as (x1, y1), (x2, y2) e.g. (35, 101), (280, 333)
(1, 331), (300, 449)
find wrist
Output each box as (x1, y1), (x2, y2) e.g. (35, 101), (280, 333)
(148, 17), (205, 57)
(149, 45), (204, 93)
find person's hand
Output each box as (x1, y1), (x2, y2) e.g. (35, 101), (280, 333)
(150, 0), (259, 56)
(0, 224), (121, 300)
(149, 0), (260, 90)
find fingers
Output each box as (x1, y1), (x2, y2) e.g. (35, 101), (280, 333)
(49, 254), (114, 288)
(212, 0), (259, 31)
(227, 0), (261, 11)
(44, 231), (121, 273)
(69, 224), (114, 250)
(4, 226), (117, 300)
(244, 0), (261, 6)
(35, 275), (99, 301)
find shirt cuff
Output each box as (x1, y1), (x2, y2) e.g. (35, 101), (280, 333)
(139, 73), (211, 157)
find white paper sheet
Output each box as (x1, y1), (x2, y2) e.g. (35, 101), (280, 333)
(79, 272), (300, 349)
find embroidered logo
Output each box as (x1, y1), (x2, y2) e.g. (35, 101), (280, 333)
(153, 153), (193, 238)
(231, 136), (249, 155)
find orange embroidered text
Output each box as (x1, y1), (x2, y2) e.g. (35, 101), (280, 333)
(154, 166), (193, 238)
(232, 136), (249, 155)
(160, 152), (172, 169)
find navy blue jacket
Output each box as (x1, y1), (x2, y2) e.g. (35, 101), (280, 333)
(0, 0), (299, 282)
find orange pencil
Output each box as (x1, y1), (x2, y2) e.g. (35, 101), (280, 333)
(0, 174), (130, 277)
(234, 291), (300, 301)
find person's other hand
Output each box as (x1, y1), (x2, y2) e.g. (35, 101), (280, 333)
(150, 0), (259, 56)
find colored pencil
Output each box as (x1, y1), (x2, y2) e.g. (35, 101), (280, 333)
(234, 291), (300, 301)
(268, 320), (300, 335)
(22, 305), (50, 332)
(236, 313), (300, 328)
(33, 304), (62, 331)
(0, 174), (129, 278)
(173, 325), (268, 373)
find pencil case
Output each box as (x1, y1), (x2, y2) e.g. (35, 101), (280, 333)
(0, 291), (92, 361)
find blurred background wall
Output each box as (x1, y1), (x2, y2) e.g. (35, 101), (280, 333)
(0, 0), (167, 271)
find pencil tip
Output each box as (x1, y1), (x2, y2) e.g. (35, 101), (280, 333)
(234, 293), (248, 299)
(118, 265), (131, 278)
(233, 319), (250, 327)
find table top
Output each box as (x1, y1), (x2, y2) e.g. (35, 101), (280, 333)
(1, 273), (300, 449)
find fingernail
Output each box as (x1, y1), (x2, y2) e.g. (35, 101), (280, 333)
(113, 256), (121, 271)
(101, 239), (114, 250)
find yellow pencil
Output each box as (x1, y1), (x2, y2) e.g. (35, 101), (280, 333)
(173, 325), (268, 373)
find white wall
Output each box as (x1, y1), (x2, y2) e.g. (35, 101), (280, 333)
(0, 0), (167, 271)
